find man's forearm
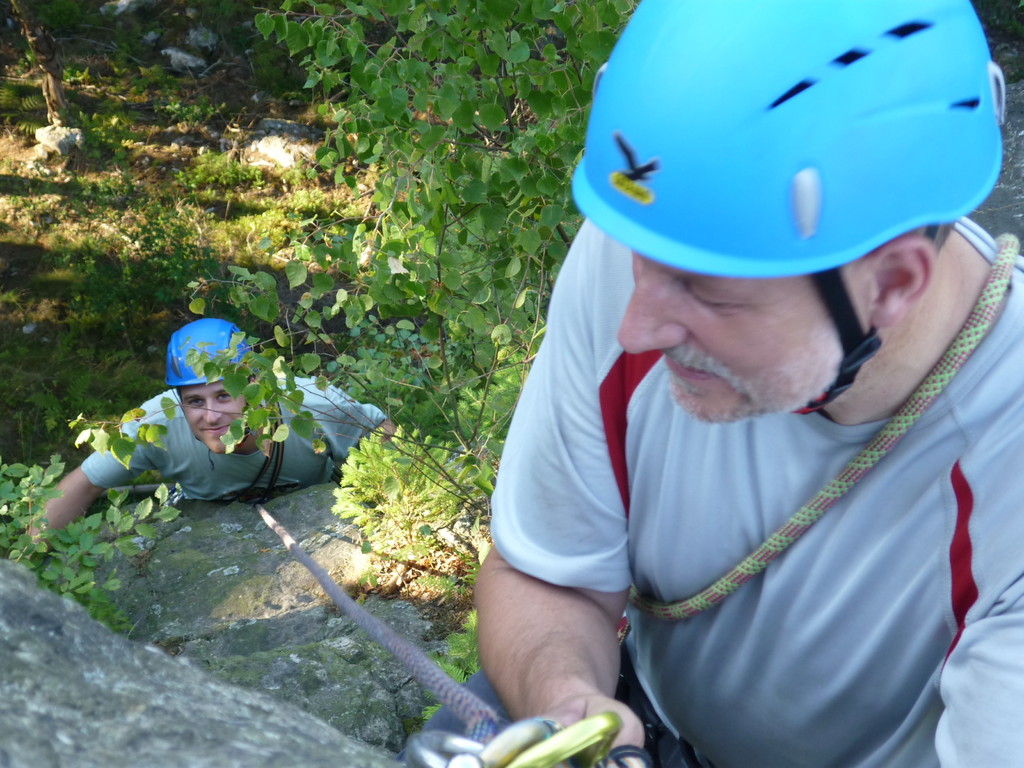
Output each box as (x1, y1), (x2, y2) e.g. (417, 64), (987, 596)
(43, 467), (107, 530)
(475, 547), (641, 744)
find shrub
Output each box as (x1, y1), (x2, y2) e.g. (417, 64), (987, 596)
(178, 152), (267, 190)
(37, 0), (83, 31)
(0, 456), (180, 627)
(420, 610), (480, 723)
(333, 427), (471, 562)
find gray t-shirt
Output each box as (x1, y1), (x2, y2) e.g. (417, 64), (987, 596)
(82, 377), (385, 499)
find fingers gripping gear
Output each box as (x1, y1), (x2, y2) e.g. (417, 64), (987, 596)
(406, 714), (649, 768)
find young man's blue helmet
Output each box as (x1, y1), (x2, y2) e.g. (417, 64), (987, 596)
(166, 318), (249, 386)
(572, 0), (1004, 278)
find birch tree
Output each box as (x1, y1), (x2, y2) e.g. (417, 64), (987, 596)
(10, 0), (69, 126)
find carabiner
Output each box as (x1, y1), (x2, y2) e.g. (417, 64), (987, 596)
(505, 712), (622, 768)
(478, 718), (556, 768)
(405, 731), (486, 768)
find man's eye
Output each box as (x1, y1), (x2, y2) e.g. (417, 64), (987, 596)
(695, 293), (741, 310)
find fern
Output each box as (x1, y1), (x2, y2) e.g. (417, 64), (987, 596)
(0, 82), (47, 135)
(333, 427), (466, 560)
(422, 611), (481, 720)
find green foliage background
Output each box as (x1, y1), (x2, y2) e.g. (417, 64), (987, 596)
(0, 456), (179, 626)
(0, 0), (638, 621)
(175, 0), (637, 557)
(240, 0), (633, 445)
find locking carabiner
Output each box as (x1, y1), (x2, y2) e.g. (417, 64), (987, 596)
(505, 712), (622, 768)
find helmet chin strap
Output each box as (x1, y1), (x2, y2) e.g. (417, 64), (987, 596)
(795, 267), (882, 414)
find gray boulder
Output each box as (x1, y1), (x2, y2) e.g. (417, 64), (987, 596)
(99, 484), (440, 753)
(161, 47), (207, 73)
(0, 556), (399, 768)
(34, 125), (84, 157)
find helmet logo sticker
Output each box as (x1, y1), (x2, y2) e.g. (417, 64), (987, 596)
(610, 131), (660, 205)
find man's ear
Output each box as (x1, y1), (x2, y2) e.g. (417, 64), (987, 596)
(851, 232), (935, 330)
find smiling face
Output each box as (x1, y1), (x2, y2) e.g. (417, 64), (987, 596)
(617, 252), (844, 422)
(178, 381), (251, 454)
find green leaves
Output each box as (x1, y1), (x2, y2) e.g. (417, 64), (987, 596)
(242, 0), (637, 561)
(299, 353), (321, 373)
(285, 261), (308, 288)
(0, 456), (179, 627)
(315, 36), (344, 68)
(249, 294), (278, 323)
(476, 103), (506, 132)
(111, 436), (135, 470)
(222, 370), (249, 398)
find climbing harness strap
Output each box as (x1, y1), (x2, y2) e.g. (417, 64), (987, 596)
(217, 438), (285, 504)
(630, 233), (1021, 621)
(220, 404), (299, 504)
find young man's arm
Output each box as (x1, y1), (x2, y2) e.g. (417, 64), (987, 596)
(43, 466), (107, 530)
(475, 546), (645, 748)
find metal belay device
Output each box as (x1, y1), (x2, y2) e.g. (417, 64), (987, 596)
(256, 504), (651, 768)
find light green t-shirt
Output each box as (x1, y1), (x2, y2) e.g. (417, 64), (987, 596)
(82, 377), (385, 499)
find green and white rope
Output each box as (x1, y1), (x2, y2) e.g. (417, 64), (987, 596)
(630, 234), (1021, 621)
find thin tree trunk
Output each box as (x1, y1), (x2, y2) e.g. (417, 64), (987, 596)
(10, 0), (69, 126)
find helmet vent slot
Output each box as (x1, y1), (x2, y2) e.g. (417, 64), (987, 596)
(833, 49), (868, 66)
(770, 79), (816, 109)
(886, 21), (932, 39)
(951, 98), (981, 110)
(769, 20), (934, 111)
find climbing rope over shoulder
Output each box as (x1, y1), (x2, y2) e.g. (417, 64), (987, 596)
(256, 504), (652, 768)
(630, 233), (1021, 621)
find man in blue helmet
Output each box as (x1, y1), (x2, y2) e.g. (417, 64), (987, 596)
(446, 1), (1024, 766)
(43, 317), (391, 530)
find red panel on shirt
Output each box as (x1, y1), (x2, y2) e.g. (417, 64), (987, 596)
(947, 460), (979, 659)
(599, 350), (662, 516)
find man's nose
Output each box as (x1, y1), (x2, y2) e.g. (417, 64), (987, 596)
(617, 256), (690, 354)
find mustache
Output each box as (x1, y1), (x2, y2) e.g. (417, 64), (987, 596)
(664, 345), (734, 379)
(663, 344), (750, 395)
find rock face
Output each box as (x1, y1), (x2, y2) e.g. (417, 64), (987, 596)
(98, 484), (440, 754)
(0, 556), (399, 768)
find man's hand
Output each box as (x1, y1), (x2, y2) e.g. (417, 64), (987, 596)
(378, 418), (397, 443)
(476, 548), (637, 748)
(544, 692), (647, 750)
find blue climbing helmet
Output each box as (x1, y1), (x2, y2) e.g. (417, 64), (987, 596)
(166, 318), (250, 386)
(572, 0), (1005, 278)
